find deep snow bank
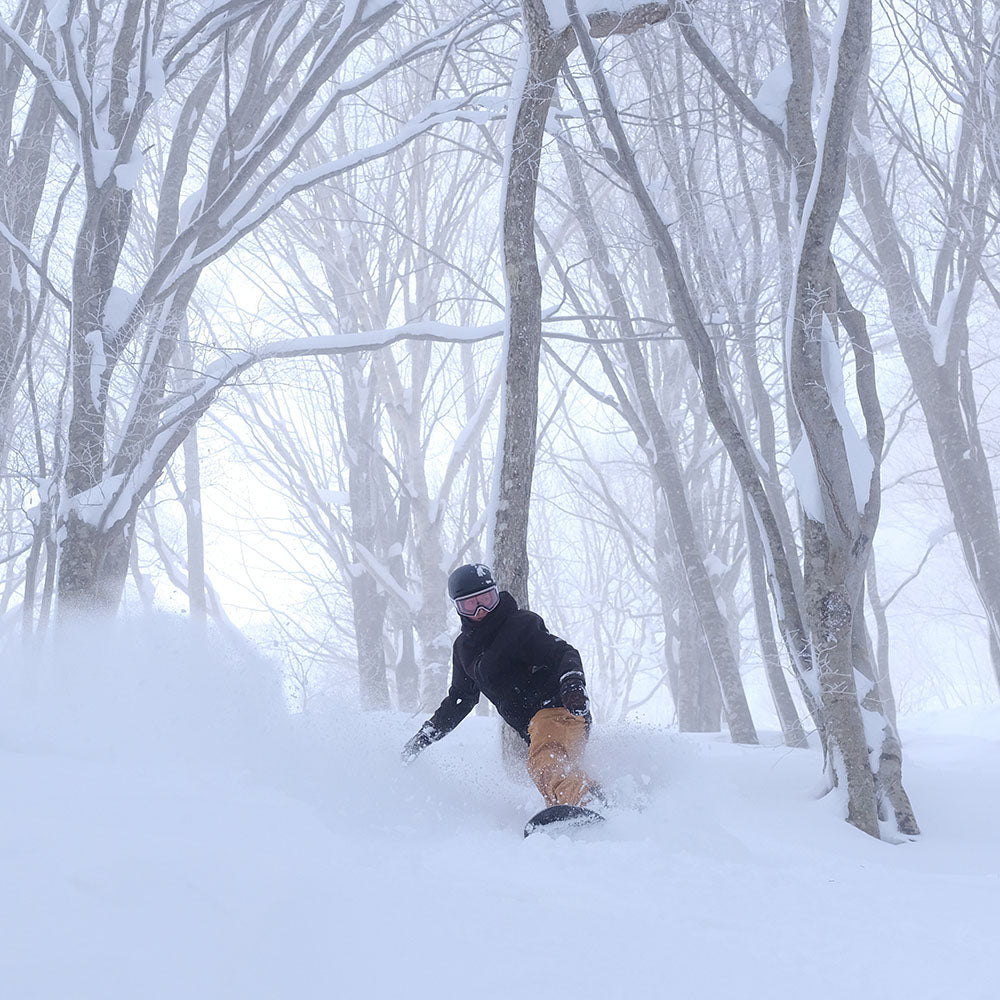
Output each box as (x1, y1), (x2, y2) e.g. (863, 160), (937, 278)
(1, 621), (997, 999)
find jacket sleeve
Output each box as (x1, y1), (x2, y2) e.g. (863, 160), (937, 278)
(521, 613), (587, 703)
(423, 644), (481, 741)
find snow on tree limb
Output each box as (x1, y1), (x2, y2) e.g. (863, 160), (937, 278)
(106, 7), (497, 356)
(542, 1), (674, 34)
(787, 0), (875, 528)
(147, 99), (501, 309)
(162, 0), (277, 78)
(0, 13), (81, 128)
(76, 319), (505, 533)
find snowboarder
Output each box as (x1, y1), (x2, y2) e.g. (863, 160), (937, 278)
(402, 563), (601, 811)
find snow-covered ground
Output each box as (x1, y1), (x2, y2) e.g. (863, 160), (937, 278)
(1, 623), (997, 1000)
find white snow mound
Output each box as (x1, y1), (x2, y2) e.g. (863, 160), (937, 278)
(0, 620), (997, 999)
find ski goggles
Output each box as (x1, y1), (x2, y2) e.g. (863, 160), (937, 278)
(453, 586), (500, 617)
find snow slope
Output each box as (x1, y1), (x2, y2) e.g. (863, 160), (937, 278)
(1, 625), (997, 1000)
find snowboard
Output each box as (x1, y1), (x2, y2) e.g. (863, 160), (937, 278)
(524, 804), (605, 838)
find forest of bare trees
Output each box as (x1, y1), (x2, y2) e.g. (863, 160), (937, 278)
(3, 0), (999, 839)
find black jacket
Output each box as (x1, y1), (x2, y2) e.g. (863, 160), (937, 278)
(425, 591), (588, 742)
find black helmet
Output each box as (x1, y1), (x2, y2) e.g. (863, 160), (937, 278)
(447, 563), (497, 599)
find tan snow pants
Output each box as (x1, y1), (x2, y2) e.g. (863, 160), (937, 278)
(526, 707), (594, 808)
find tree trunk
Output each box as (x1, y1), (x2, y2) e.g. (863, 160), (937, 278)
(566, 3), (823, 741)
(850, 106), (1000, 692)
(57, 515), (134, 619)
(0, 9), (57, 461)
(865, 555), (898, 733)
(676, 589), (722, 732)
(555, 127), (757, 744)
(56, 173), (137, 617)
(746, 518), (808, 748)
(493, 0), (573, 606)
(183, 424), (207, 627)
(350, 568), (391, 711)
(851, 593), (916, 833)
(654, 498), (681, 711)
(342, 358), (391, 710)
(394, 627), (420, 713)
(782, 0), (907, 837)
(494, 0), (674, 601)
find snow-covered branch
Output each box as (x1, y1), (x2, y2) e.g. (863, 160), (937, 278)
(111, 7), (498, 353)
(79, 319), (505, 533)
(150, 101), (502, 306)
(0, 13), (81, 128)
(0, 218), (71, 310)
(162, 0), (274, 77)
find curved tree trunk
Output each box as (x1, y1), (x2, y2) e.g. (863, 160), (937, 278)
(555, 125), (757, 743)
(782, 0), (911, 837)
(566, 2), (824, 742)
(494, 3), (676, 775)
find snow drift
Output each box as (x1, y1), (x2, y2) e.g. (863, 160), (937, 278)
(1, 617), (997, 999)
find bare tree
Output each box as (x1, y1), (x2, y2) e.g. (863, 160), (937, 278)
(191, 57), (509, 708)
(848, 1), (1000, 692)
(554, 0), (918, 834)
(0, 0), (498, 619)
(552, 124), (757, 743)
(781, 0), (887, 837)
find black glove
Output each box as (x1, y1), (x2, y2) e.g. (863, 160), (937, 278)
(402, 722), (438, 764)
(562, 686), (590, 717)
